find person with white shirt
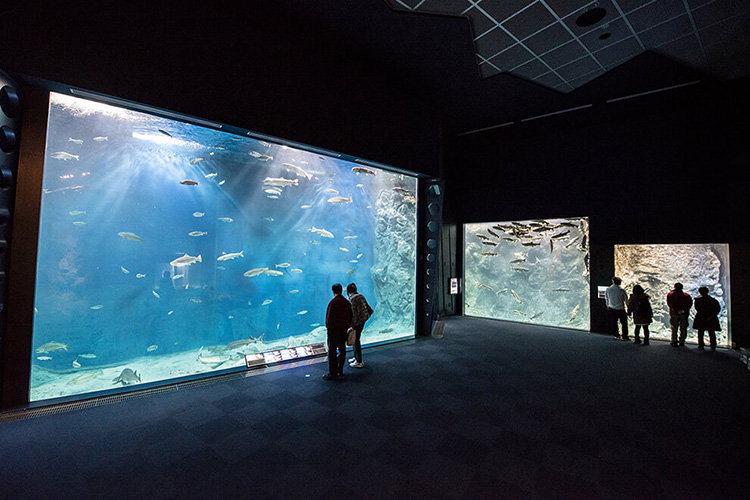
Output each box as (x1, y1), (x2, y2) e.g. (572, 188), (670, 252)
(605, 277), (629, 340)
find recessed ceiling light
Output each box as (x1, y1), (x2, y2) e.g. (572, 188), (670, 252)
(576, 7), (607, 27)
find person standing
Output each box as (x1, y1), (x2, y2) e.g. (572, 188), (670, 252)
(346, 283), (374, 368)
(626, 284), (653, 345)
(667, 282), (693, 346)
(323, 283), (352, 381)
(693, 286), (721, 351)
(605, 277), (629, 340)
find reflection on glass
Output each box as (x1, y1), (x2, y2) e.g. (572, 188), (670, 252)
(29, 92), (417, 401)
(614, 244), (731, 346)
(464, 217), (590, 330)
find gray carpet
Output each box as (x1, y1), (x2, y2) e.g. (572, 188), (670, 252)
(1, 316), (748, 499)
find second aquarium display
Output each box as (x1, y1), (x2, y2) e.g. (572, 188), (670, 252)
(464, 217), (590, 330)
(29, 92), (418, 402)
(614, 244), (731, 346)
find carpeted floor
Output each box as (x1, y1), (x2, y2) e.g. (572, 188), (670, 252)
(1, 316), (749, 499)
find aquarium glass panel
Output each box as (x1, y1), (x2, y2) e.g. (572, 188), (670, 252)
(463, 217), (590, 330)
(614, 244), (731, 345)
(29, 92), (417, 401)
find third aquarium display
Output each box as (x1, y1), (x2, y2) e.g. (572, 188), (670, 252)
(29, 92), (418, 402)
(464, 217), (590, 330)
(614, 244), (731, 346)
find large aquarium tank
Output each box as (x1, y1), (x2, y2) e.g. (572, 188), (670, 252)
(463, 217), (590, 330)
(29, 92), (418, 402)
(614, 244), (731, 346)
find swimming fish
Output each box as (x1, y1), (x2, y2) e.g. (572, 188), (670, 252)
(189, 158), (205, 165)
(188, 298), (202, 303)
(344, 235), (358, 239)
(78, 354), (97, 359)
(72, 221), (87, 226)
(297, 310), (308, 315)
(179, 179), (199, 186)
(90, 305), (104, 310)
(217, 217), (233, 222)
(136, 273), (146, 278)
(290, 268), (303, 273)
(172, 274), (184, 280)
(72, 359), (81, 368)
(328, 196), (352, 205)
(310, 226), (334, 238)
(112, 368), (141, 385)
(300, 205), (312, 209)
(217, 251), (243, 261)
(37, 356), (52, 361)
(146, 345), (159, 353)
(570, 304), (580, 322)
(404, 196), (417, 204)
(289, 289), (300, 294)
(275, 263), (291, 268)
(33, 344), (66, 357)
(193, 212), (205, 217)
(263, 176), (298, 187)
(92, 136), (108, 142)
(249, 151), (273, 161)
(204, 172), (218, 179)
(244, 267), (269, 277)
(169, 254), (202, 267)
(121, 266), (130, 274)
(262, 299), (273, 306)
(51, 151), (79, 161)
(511, 289), (523, 304)
(118, 232), (144, 242)
(69, 210), (86, 216)
(68, 138), (83, 144)
(67, 369), (103, 386)
(282, 163), (313, 180)
(188, 231), (208, 237)
(263, 269), (284, 277)
(352, 166), (376, 176)
(158, 128), (173, 137)
(339, 247), (349, 252)
(152, 290), (161, 299)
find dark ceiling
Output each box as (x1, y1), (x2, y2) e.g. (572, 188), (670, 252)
(1, 1), (748, 138)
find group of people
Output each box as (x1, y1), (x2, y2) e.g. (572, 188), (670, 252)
(605, 277), (722, 350)
(323, 282), (374, 381)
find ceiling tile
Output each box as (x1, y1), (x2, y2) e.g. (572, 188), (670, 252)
(523, 21), (574, 55)
(652, 34), (708, 70)
(501, 1), (558, 40)
(490, 42), (536, 71)
(616, 0), (658, 15)
(541, 39), (590, 69)
(578, 17), (633, 53)
(638, 14), (695, 47)
(555, 55), (603, 81)
(533, 70), (566, 88)
(474, 27), (517, 59)
(544, 0), (593, 19)
(468, 8), (502, 37)
(567, 67), (606, 88)
(511, 58), (551, 80)
(691, 0), (750, 30)
(698, 12), (750, 49)
(594, 36), (643, 67)
(480, 0), (540, 24)
(479, 61), (502, 78)
(626, 0), (687, 34)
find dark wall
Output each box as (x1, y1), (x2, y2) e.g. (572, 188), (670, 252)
(445, 77), (750, 345)
(0, 3), (441, 178)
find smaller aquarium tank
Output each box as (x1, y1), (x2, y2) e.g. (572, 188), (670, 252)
(464, 217), (590, 330)
(614, 244), (731, 346)
(29, 92), (418, 402)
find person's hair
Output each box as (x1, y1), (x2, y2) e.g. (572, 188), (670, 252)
(612, 277), (621, 285)
(698, 286), (709, 295)
(332, 283), (343, 295)
(633, 284), (644, 294)
(674, 282), (683, 291)
(346, 283), (357, 295)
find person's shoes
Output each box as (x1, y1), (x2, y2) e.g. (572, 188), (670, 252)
(678, 341), (685, 346)
(633, 339), (641, 344)
(348, 357), (356, 363)
(350, 362), (364, 368)
(643, 341), (649, 346)
(622, 337), (630, 341)
(322, 374), (338, 381)
(670, 342), (678, 347)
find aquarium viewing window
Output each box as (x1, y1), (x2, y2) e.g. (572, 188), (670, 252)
(614, 244), (731, 346)
(27, 91), (418, 402)
(463, 217), (590, 330)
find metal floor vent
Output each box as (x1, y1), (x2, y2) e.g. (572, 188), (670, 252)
(0, 371), (245, 424)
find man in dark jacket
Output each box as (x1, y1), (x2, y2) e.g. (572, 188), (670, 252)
(324, 283), (352, 380)
(667, 283), (693, 346)
(693, 286), (721, 351)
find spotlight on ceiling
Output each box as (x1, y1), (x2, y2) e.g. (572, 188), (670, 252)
(576, 7), (607, 27)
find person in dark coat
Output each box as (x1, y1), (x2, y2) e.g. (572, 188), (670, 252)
(667, 282), (693, 346)
(626, 284), (653, 345)
(693, 286), (721, 351)
(323, 283), (352, 380)
(346, 282), (374, 368)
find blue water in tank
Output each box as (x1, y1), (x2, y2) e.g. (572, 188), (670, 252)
(29, 92), (417, 401)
